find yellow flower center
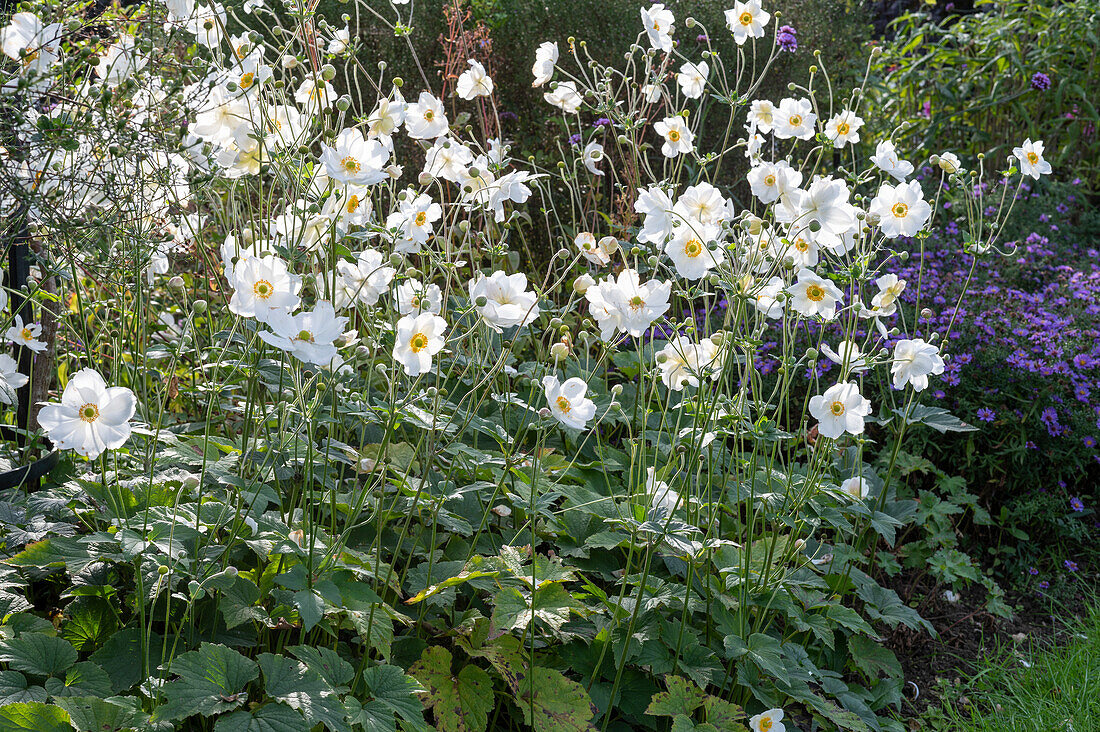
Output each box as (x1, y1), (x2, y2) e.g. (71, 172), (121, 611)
(235, 45), (248, 59)
(830, 401), (846, 416)
(760, 718), (773, 731)
(789, 115), (802, 126)
(409, 332), (429, 352)
(629, 295), (645, 310)
(836, 122), (850, 135)
(414, 211), (428, 226)
(19, 328), (33, 341)
(203, 19), (214, 30)
(684, 238), (703, 257)
(891, 202), (909, 218)
(342, 156), (360, 173)
(794, 237), (808, 252)
(806, 284), (825, 302)
(346, 194), (360, 213)
(423, 110), (434, 121)
(79, 403), (100, 423)
(739, 11), (753, 25)
(668, 129), (681, 142)
(764, 174), (776, 187)
(239, 72), (254, 89)
(253, 279), (273, 299)
(555, 396), (572, 413)
(653, 21), (660, 31)
(22, 50), (39, 67)
(1026, 151), (1039, 164)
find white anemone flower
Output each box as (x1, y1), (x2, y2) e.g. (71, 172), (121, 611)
(1012, 138), (1052, 179)
(581, 140), (605, 176)
(654, 116), (694, 158)
(820, 340), (869, 377)
(531, 41), (558, 87)
(575, 232), (617, 266)
(366, 89), (407, 147)
(840, 477), (871, 500)
(750, 276), (786, 319)
(336, 249), (395, 307)
(665, 224), (725, 281)
(469, 271), (540, 332)
(1, 12), (64, 74)
(393, 313), (447, 377)
(585, 269), (671, 340)
(891, 338), (945, 391)
(809, 382), (872, 439)
(646, 466), (680, 514)
(749, 709), (786, 732)
(656, 335), (723, 390)
(38, 369), (137, 459)
(725, 0), (770, 44)
(6, 315), (46, 353)
(0, 354), (28, 405)
(228, 254), (302, 323)
(868, 181), (932, 238)
(259, 301), (349, 365)
(544, 81), (583, 113)
(773, 98), (817, 140)
(937, 151), (962, 174)
(747, 99), (776, 133)
(747, 160), (803, 204)
(320, 128), (389, 185)
(787, 269), (843, 320)
(405, 92), (449, 139)
(95, 34), (147, 88)
(640, 3), (675, 52)
(635, 185), (677, 245)
(676, 61), (708, 99)
(456, 59), (494, 99)
(397, 279), (443, 315)
(542, 375), (596, 430)
(824, 110), (864, 148)
(870, 140), (914, 182)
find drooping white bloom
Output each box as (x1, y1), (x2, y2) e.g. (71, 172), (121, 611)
(725, 0), (770, 44)
(185, 4), (227, 48)
(747, 99), (776, 134)
(397, 279), (443, 315)
(581, 140), (605, 176)
(937, 151), (962, 174)
(809, 382), (872, 439)
(891, 338), (945, 392)
(542, 375), (596, 430)
(773, 98), (817, 140)
(824, 110), (863, 148)
(820, 340), (869, 377)
(469, 271), (540, 332)
(865, 273), (906, 318)
(654, 116), (694, 157)
(584, 269), (672, 340)
(405, 92), (449, 139)
(0, 354), (28, 405)
(640, 3), (675, 52)
(264, 104), (307, 150)
(749, 709), (786, 732)
(747, 160), (803, 204)
(393, 313), (447, 377)
(320, 128), (389, 185)
(787, 269), (843, 320)
(326, 25), (350, 54)
(776, 176), (857, 241)
(750, 275), (785, 319)
(656, 335), (723, 390)
(37, 369), (137, 459)
(336, 249), (395, 307)
(6, 315), (46, 353)
(544, 81), (583, 113)
(646, 466), (680, 514)
(676, 61), (708, 99)
(869, 181), (932, 238)
(839, 477), (871, 500)
(456, 59), (494, 99)
(665, 223), (725, 280)
(228, 255), (302, 323)
(635, 185), (676, 245)
(870, 140), (914, 182)
(575, 232), (617, 266)
(423, 137), (474, 184)
(260, 300), (349, 365)
(531, 41), (558, 87)
(366, 89), (407, 147)
(1013, 138), (1052, 179)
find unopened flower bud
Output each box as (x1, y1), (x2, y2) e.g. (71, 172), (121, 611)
(168, 276), (186, 293)
(550, 342), (570, 360)
(573, 273), (596, 294)
(321, 64), (337, 81)
(475, 295), (488, 307)
(281, 55), (299, 69)
(538, 407), (552, 418)
(192, 298), (208, 313)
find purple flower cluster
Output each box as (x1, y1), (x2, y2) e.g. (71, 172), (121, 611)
(776, 25), (797, 53)
(1030, 72), (1052, 91)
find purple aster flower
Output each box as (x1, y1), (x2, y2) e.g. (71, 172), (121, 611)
(499, 111), (518, 122)
(1084, 436), (1097, 448)
(1039, 580), (1050, 589)
(592, 117), (611, 128)
(1064, 560), (1078, 572)
(776, 25), (798, 52)
(1070, 497), (1085, 512)
(567, 133), (582, 146)
(1030, 72), (1052, 91)
(1028, 567), (1039, 575)
(977, 408), (996, 422)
